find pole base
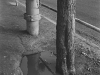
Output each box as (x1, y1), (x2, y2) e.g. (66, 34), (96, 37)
(27, 21), (39, 36)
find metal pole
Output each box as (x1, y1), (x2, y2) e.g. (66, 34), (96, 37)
(15, 0), (18, 6)
(24, 0), (41, 36)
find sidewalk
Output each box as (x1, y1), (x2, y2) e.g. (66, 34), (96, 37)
(0, 0), (56, 75)
(1, 0), (100, 75)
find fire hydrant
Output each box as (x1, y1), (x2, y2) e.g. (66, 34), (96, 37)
(24, 0), (41, 36)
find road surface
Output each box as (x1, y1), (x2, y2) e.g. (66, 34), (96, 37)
(41, 0), (100, 27)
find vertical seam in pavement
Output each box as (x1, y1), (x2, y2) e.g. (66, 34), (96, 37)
(17, 35), (27, 56)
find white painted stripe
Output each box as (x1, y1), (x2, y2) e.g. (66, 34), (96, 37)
(18, 1), (26, 7)
(17, 0), (56, 25)
(41, 14), (56, 25)
(76, 18), (100, 33)
(9, 2), (17, 6)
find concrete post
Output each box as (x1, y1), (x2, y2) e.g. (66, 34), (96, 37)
(24, 0), (41, 36)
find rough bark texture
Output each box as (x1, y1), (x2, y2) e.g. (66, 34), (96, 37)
(56, 0), (68, 75)
(56, 0), (76, 75)
(65, 0), (76, 75)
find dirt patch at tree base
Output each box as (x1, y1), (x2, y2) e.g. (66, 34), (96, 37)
(74, 34), (100, 75)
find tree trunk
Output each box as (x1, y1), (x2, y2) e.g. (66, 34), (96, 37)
(56, 0), (76, 75)
(65, 0), (76, 74)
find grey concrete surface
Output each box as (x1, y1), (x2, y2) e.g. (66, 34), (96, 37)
(0, 0), (56, 75)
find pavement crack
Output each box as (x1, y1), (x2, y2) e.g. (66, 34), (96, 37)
(17, 35), (27, 55)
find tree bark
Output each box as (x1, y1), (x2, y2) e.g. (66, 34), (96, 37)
(56, 0), (76, 75)
(56, 0), (68, 75)
(65, 0), (76, 75)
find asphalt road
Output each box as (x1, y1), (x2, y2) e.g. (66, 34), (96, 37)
(41, 0), (100, 27)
